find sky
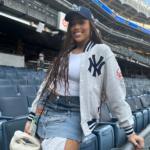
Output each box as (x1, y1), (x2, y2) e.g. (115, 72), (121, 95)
(141, 0), (150, 5)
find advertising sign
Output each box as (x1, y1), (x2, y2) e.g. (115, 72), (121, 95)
(57, 12), (69, 32)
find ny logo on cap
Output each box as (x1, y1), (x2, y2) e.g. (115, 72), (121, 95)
(72, 6), (81, 11)
(88, 55), (105, 77)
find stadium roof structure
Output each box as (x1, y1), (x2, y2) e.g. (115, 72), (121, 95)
(102, 0), (150, 24)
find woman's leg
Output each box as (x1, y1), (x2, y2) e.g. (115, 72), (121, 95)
(64, 139), (80, 150)
(41, 137), (80, 150)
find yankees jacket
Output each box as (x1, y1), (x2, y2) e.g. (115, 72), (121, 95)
(28, 40), (134, 136)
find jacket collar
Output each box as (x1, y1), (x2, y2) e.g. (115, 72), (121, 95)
(83, 40), (95, 52)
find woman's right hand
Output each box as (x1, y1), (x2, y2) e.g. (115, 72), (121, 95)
(24, 121), (33, 140)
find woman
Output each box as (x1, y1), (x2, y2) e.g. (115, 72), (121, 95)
(24, 6), (144, 150)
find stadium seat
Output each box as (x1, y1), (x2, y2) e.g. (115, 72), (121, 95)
(0, 120), (7, 150)
(0, 97), (29, 117)
(11, 79), (27, 85)
(98, 101), (126, 147)
(0, 85), (18, 97)
(132, 115), (136, 133)
(2, 117), (27, 150)
(139, 96), (150, 123)
(0, 73), (7, 79)
(132, 96), (149, 128)
(27, 79), (40, 85)
(126, 98), (143, 133)
(93, 125), (114, 150)
(33, 76), (41, 80)
(0, 79), (11, 85)
(17, 72), (27, 76)
(36, 85), (40, 92)
(22, 76), (30, 80)
(126, 87), (132, 97)
(4, 69), (14, 73)
(79, 134), (98, 150)
(7, 75), (20, 79)
(27, 95), (36, 107)
(18, 85), (36, 96)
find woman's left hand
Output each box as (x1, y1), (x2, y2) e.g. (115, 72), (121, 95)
(128, 134), (144, 150)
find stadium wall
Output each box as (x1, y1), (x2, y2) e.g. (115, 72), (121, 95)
(0, 52), (25, 67)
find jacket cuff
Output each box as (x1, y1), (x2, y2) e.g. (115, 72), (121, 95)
(124, 126), (134, 137)
(27, 112), (35, 121)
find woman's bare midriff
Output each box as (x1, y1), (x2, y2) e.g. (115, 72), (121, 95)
(48, 87), (62, 96)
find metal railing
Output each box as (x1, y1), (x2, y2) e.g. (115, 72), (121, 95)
(121, 125), (150, 150)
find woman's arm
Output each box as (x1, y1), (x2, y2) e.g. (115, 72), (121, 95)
(103, 54), (144, 149)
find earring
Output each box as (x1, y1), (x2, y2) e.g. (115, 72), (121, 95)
(91, 31), (93, 37)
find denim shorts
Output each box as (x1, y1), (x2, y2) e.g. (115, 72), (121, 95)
(35, 90), (83, 142)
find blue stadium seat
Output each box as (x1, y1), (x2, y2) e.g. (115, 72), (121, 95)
(132, 96), (149, 128)
(132, 115), (136, 133)
(0, 120), (7, 150)
(0, 73), (7, 79)
(139, 96), (150, 124)
(27, 95), (36, 107)
(5, 72), (16, 76)
(79, 134), (98, 150)
(27, 79), (40, 85)
(2, 117), (27, 150)
(36, 85), (40, 92)
(11, 79), (27, 85)
(0, 97), (29, 117)
(93, 125), (114, 150)
(18, 85), (36, 96)
(33, 76), (41, 80)
(4, 69), (14, 73)
(17, 72), (27, 76)
(126, 98), (143, 133)
(0, 79), (11, 85)
(0, 70), (4, 74)
(7, 75), (20, 79)
(126, 87), (132, 97)
(144, 94), (150, 105)
(98, 101), (126, 148)
(0, 85), (18, 97)
(22, 76), (29, 80)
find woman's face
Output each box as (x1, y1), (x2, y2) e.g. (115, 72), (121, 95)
(70, 14), (91, 43)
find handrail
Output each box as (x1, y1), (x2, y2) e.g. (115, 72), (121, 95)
(122, 125), (150, 150)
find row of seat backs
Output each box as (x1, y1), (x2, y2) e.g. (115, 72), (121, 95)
(0, 85), (40, 97)
(0, 96), (36, 117)
(0, 99), (126, 149)
(1, 117), (120, 150)
(0, 74), (45, 80)
(0, 99), (142, 150)
(126, 87), (143, 97)
(0, 79), (43, 86)
(0, 71), (46, 75)
(0, 70), (46, 76)
(126, 96), (150, 132)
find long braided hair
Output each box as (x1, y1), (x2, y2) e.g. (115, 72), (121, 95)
(39, 20), (103, 103)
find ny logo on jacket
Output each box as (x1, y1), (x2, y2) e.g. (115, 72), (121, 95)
(88, 55), (105, 77)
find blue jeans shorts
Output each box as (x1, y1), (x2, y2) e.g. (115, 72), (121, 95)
(36, 90), (83, 142)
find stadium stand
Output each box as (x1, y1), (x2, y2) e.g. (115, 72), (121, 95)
(0, 0), (150, 149)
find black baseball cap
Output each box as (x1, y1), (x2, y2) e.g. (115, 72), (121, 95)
(65, 6), (94, 22)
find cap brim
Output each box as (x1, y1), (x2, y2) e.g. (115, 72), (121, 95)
(65, 11), (88, 22)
